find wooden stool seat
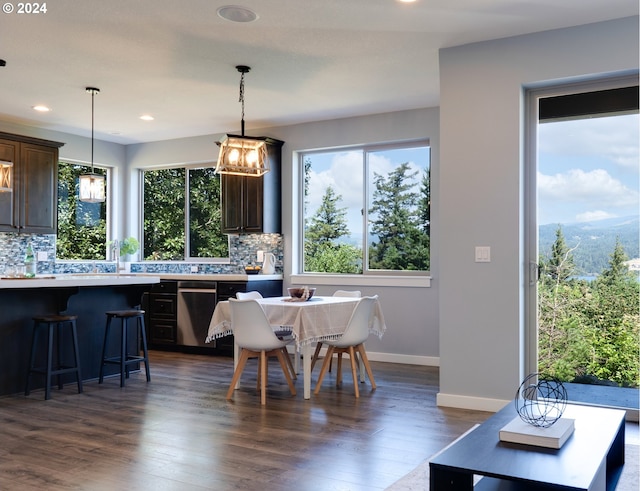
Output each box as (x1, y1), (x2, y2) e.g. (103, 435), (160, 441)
(99, 309), (150, 387)
(25, 314), (83, 400)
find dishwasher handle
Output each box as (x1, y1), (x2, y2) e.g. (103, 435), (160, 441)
(178, 288), (217, 294)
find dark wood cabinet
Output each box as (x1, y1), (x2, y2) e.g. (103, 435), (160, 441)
(0, 132), (64, 234)
(145, 281), (178, 347)
(221, 137), (284, 234)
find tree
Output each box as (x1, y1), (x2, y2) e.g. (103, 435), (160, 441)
(541, 226), (576, 281)
(56, 162), (106, 260)
(143, 168), (185, 260)
(538, 231), (639, 388)
(304, 186), (360, 273)
(368, 163), (428, 271)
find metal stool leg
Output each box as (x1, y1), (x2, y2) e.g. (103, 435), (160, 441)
(99, 315), (112, 384)
(69, 319), (83, 394)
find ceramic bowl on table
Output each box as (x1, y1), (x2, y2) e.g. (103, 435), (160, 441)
(287, 287), (316, 300)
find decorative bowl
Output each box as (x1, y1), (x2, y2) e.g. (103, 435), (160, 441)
(244, 266), (261, 275)
(287, 287), (316, 300)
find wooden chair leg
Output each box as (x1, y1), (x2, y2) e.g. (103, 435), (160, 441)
(260, 351), (267, 405)
(226, 349), (250, 400)
(336, 353), (343, 387)
(356, 344), (376, 390)
(282, 347), (297, 380)
(311, 342), (323, 371)
(313, 346), (335, 395)
(275, 349), (297, 396)
(348, 346), (360, 398)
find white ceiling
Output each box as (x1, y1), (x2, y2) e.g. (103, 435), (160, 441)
(1, 0), (637, 145)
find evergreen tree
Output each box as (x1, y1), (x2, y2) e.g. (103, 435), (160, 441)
(304, 185), (360, 273)
(305, 186), (349, 257)
(368, 162), (428, 270)
(541, 226), (576, 281)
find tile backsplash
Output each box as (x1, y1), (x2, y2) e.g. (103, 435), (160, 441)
(0, 233), (283, 275)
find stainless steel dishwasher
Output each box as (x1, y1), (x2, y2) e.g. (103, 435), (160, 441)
(177, 281), (217, 348)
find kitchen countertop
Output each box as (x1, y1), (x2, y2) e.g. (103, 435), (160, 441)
(0, 274), (162, 289)
(134, 273), (283, 281)
(0, 273), (282, 289)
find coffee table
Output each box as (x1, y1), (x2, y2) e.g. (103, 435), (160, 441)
(430, 403), (626, 490)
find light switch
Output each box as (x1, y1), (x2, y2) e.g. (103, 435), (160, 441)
(475, 246), (491, 263)
(37, 251), (48, 261)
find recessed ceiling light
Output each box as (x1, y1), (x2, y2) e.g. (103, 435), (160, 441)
(140, 115), (154, 121)
(217, 5), (258, 23)
(398, 0), (417, 3)
(32, 105), (51, 112)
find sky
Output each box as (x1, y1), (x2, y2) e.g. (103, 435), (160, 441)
(537, 113), (639, 225)
(303, 146), (429, 242)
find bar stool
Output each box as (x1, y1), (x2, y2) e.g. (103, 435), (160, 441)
(25, 314), (83, 400)
(99, 310), (150, 387)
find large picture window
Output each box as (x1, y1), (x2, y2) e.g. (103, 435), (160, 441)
(142, 165), (228, 260)
(302, 142), (430, 275)
(57, 161), (107, 260)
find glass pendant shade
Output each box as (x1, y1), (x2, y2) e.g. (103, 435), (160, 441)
(216, 135), (269, 177)
(0, 161), (12, 192)
(79, 87), (106, 203)
(79, 172), (105, 203)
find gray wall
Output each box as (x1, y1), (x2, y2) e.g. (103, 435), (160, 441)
(438, 16), (639, 411)
(126, 107), (442, 366)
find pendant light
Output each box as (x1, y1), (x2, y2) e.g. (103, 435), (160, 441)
(79, 87), (106, 203)
(215, 65), (269, 177)
(0, 160), (12, 192)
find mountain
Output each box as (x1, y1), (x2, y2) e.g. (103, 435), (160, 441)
(539, 216), (639, 277)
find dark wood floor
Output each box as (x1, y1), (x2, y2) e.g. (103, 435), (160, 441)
(0, 350), (492, 490)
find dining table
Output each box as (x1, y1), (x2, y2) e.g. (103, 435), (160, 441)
(206, 295), (387, 399)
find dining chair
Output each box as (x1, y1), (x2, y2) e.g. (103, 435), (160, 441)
(311, 290), (362, 372)
(235, 291), (296, 379)
(313, 295), (377, 398)
(226, 298), (297, 405)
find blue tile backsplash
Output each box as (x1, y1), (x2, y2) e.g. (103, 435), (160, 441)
(0, 233), (283, 275)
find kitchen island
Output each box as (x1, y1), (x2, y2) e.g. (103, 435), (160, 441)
(0, 274), (161, 397)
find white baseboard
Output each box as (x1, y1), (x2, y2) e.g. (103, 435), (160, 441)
(436, 392), (509, 413)
(286, 345), (439, 367)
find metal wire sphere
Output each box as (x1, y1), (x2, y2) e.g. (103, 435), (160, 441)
(514, 373), (567, 428)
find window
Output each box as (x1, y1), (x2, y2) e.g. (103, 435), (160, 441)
(302, 142), (430, 275)
(57, 162), (107, 260)
(142, 165), (228, 260)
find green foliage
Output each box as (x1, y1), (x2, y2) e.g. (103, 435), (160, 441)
(188, 168), (228, 258)
(304, 186), (358, 273)
(56, 162), (107, 260)
(143, 168), (185, 260)
(143, 167), (228, 260)
(305, 242), (362, 274)
(539, 230), (640, 388)
(369, 163), (429, 271)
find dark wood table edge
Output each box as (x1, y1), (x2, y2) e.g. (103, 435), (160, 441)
(429, 404), (626, 491)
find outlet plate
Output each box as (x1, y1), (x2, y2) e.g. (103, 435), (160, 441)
(475, 246), (491, 263)
(257, 250), (264, 263)
(190, 265), (198, 273)
(36, 251), (48, 261)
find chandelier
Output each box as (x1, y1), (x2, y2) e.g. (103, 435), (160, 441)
(79, 87), (106, 203)
(215, 66), (269, 177)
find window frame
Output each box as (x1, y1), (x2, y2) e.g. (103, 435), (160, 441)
(295, 140), (431, 285)
(140, 163), (230, 262)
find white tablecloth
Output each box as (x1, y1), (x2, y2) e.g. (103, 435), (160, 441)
(206, 296), (386, 347)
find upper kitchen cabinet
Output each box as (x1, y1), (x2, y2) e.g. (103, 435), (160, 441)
(221, 137), (284, 234)
(0, 132), (64, 234)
